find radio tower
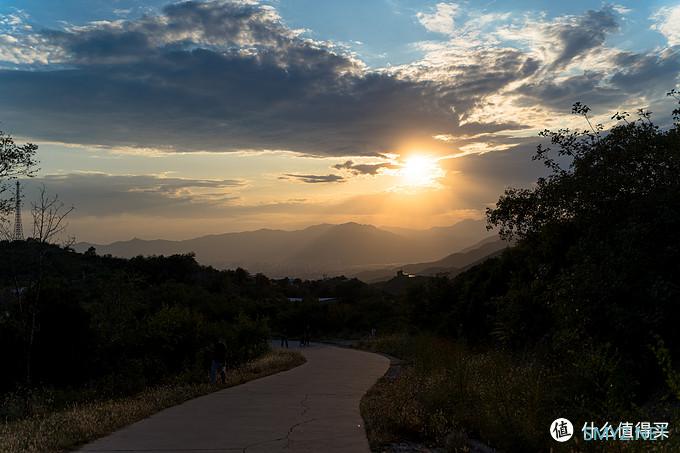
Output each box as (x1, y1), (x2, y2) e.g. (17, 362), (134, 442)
(13, 180), (24, 241)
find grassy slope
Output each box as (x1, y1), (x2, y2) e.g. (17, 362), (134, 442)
(359, 335), (680, 453)
(1, 350), (305, 453)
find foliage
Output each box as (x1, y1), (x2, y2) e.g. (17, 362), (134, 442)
(0, 130), (38, 216)
(652, 337), (680, 401)
(0, 240), (392, 419)
(0, 242), (278, 416)
(483, 96), (680, 384)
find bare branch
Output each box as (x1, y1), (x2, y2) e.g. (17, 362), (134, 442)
(31, 185), (75, 244)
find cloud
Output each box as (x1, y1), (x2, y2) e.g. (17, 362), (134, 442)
(496, 7), (619, 70)
(0, 0), (547, 158)
(651, 5), (680, 47)
(0, 1), (677, 163)
(610, 48), (680, 95)
(0, 0), (483, 157)
(22, 173), (243, 217)
(281, 174), (345, 184)
(0, 10), (61, 65)
(459, 6), (680, 117)
(406, 5), (678, 128)
(611, 5), (632, 16)
(550, 8), (618, 69)
(333, 160), (397, 175)
(514, 71), (625, 110)
(417, 3), (459, 35)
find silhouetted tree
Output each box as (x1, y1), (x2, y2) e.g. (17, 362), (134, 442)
(487, 97), (680, 241)
(0, 129), (38, 238)
(480, 93), (680, 399)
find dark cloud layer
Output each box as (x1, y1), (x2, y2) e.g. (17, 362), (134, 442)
(0, 1), (433, 155)
(550, 8), (618, 69)
(0, 2), (677, 158)
(515, 71), (626, 111)
(0, 0), (538, 156)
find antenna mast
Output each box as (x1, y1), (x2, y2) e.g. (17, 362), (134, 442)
(13, 180), (24, 241)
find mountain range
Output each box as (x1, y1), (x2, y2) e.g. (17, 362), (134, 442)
(75, 219), (500, 279)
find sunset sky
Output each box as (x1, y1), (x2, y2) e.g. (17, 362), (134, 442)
(1, 0), (679, 242)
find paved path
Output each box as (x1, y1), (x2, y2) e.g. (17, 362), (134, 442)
(78, 343), (389, 453)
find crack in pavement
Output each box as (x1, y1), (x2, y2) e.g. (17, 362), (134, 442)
(241, 394), (315, 453)
(284, 417), (318, 450)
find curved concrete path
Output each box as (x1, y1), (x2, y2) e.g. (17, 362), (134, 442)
(78, 343), (389, 453)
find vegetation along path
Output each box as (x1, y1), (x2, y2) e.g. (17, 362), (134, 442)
(78, 344), (389, 453)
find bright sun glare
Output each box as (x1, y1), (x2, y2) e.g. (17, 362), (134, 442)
(400, 155), (443, 188)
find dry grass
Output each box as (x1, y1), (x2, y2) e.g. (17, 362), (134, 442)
(360, 337), (549, 451)
(0, 349), (305, 453)
(359, 335), (680, 453)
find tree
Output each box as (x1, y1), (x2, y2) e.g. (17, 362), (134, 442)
(481, 92), (680, 400)
(0, 129), (38, 216)
(487, 96), (680, 241)
(0, 130), (38, 239)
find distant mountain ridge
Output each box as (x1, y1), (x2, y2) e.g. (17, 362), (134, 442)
(75, 220), (494, 279)
(353, 236), (509, 283)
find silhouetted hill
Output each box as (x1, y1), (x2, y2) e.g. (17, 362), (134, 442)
(75, 220), (491, 278)
(381, 219), (494, 258)
(354, 236), (508, 282)
(290, 223), (412, 266)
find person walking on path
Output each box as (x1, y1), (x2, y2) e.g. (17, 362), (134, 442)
(210, 341), (227, 384)
(304, 324), (311, 346)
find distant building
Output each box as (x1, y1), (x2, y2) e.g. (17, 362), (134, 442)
(396, 270), (416, 278)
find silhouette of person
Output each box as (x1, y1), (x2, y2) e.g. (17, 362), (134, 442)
(280, 329), (289, 348)
(210, 341), (227, 384)
(304, 324), (311, 347)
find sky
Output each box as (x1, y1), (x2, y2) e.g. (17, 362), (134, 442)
(0, 0), (679, 242)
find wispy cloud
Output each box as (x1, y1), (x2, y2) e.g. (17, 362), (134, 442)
(333, 160), (397, 175)
(280, 174), (345, 184)
(23, 173), (244, 217)
(651, 5), (680, 46)
(417, 2), (459, 35)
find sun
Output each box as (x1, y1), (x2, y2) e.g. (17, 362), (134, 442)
(400, 155), (444, 188)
